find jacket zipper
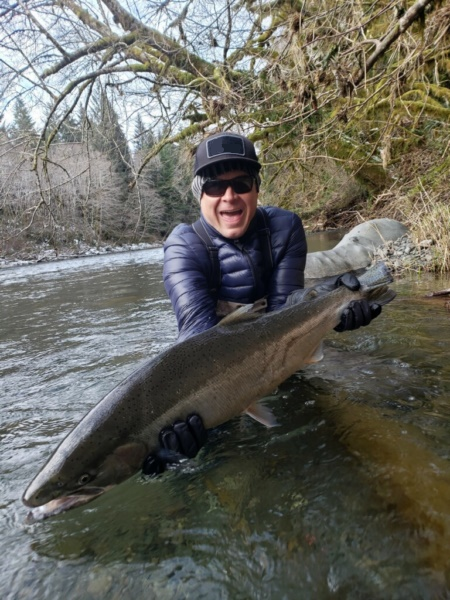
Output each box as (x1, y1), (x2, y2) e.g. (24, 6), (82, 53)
(234, 240), (258, 289)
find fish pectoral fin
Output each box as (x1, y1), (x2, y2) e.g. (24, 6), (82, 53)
(304, 341), (324, 364)
(106, 441), (148, 475)
(245, 402), (278, 428)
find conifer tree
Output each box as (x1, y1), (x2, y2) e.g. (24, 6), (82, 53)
(88, 91), (133, 215)
(59, 115), (82, 143)
(93, 91), (132, 185)
(148, 136), (198, 234)
(10, 98), (36, 138)
(133, 114), (154, 152)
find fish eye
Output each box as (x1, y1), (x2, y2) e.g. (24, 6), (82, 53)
(78, 473), (92, 486)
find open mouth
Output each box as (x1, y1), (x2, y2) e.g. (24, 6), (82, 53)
(25, 486), (110, 523)
(220, 208), (243, 221)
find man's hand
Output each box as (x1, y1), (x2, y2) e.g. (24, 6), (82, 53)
(142, 414), (207, 476)
(333, 272), (382, 332)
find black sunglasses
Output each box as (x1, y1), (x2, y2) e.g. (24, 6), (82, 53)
(202, 175), (254, 197)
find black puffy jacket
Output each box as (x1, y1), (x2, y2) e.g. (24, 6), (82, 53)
(163, 206), (307, 341)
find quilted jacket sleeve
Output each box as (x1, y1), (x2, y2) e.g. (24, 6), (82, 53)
(265, 208), (308, 312)
(163, 224), (220, 342)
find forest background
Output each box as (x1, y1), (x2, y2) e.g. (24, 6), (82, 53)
(1, 0), (449, 270)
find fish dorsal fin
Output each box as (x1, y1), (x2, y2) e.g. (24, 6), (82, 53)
(245, 401), (278, 428)
(220, 299), (267, 326)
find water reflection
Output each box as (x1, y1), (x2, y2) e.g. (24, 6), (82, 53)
(1, 249), (450, 598)
(306, 228), (345, 253)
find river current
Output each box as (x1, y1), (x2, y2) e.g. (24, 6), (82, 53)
(1, 237), (449, 598)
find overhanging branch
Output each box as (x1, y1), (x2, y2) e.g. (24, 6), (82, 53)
(351, 0), (435, 89)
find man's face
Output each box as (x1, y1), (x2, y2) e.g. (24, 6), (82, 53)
(200, 169), (259, 239)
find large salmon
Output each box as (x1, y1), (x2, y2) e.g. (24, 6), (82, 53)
(23, 262), (395, 520)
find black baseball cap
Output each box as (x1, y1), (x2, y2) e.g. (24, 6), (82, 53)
(193, 132), (261, 176)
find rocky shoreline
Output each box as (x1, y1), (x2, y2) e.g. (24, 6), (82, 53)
(370, 234), (436, 274)
(0, 241), (162, 269)
(0, 233), (435, 273)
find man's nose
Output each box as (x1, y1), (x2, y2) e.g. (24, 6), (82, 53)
(221, 184), (237, 200)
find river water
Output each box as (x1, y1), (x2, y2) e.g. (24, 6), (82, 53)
(1, 237), (450, 599)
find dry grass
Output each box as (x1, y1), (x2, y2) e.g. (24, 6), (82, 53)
(288, 146), (450, 273)
(406, 193), (450, 274)
(374, 149), (450, 273)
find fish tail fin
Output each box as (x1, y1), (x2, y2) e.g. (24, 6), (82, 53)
(368, 287), (397, 306)
(358, 262), (393, 289)
(357, 262), (396, 306)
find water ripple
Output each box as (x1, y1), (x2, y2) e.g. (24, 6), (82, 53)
(1, 256), (449, 597)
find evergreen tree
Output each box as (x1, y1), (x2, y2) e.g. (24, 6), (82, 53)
(93, 91), (132, 183)
(44, 107), (82, 143)
(149, 138), (198, 234)
(10, 98), (36, 138)
(0, 115), (7, 138)
(133, 114), (154, 152)
(59, 114), (83, 143)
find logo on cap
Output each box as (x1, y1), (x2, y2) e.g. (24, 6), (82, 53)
(206, 135), (245, 159)
(194, 132), (261, 176)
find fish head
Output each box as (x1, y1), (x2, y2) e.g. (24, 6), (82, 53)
(22, 440), (148, 517)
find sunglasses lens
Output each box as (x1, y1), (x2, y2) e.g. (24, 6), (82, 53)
(202, 181), (227, 196)
(202, 176), (253, 197)
(232, 179), (253, 193)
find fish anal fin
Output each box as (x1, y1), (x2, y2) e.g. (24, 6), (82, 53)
(245, 402), (278, 428)
(304, 341), (324, 364)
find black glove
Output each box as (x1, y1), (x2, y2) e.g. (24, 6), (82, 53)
(332, 272), (382, 332)
(142, 413), (207, 476)
(334, 299), (382, 332)
(284, 272), (381, 331)
(330, 272), (361, 292)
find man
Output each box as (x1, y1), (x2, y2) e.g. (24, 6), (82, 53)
(143, 131), (381, 475)
(163, 131), (379, 340)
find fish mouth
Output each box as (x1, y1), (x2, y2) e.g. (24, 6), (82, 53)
(25, 486), (111, 523)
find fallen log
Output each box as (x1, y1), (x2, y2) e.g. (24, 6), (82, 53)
(425, 288), (450, 298)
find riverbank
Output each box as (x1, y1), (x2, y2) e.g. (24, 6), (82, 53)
(0, 240), (162, 269)
(0, 229), (436, 274)
(370, 233), (436, 274)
